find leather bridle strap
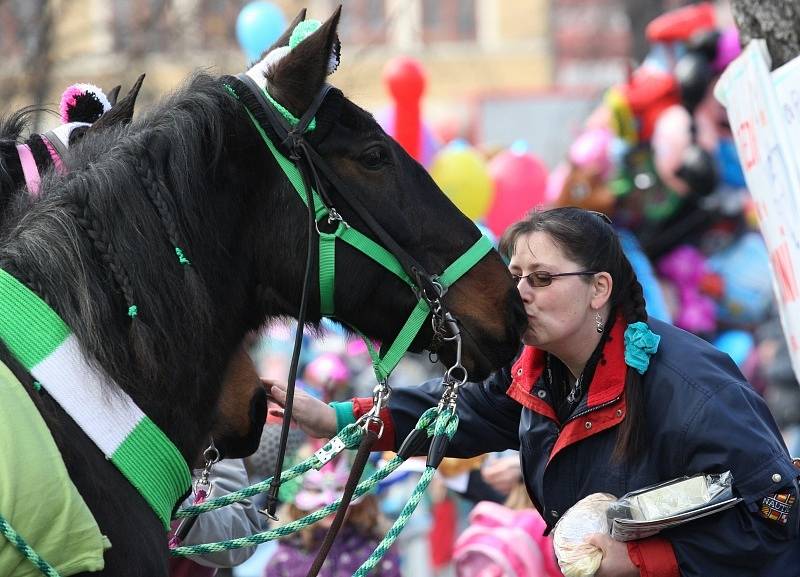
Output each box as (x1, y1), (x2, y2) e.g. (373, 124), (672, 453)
(232, 74), (443, 301)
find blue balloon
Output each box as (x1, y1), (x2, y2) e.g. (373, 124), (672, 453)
(447, 138), (470, 151)
(713, 329), (754, 368)
(236, 1), (287, 63)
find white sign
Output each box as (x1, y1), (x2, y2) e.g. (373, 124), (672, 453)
(716, 40), (800, 384)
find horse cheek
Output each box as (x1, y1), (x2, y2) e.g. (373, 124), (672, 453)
(211, 347), (267, 458)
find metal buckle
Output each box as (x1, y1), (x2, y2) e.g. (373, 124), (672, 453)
(314, 437), (346, 466)
(358, 414), (385, 438)
(315, 206), (350, 235)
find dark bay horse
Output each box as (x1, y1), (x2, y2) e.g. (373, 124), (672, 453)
(0, 7), (525, 575)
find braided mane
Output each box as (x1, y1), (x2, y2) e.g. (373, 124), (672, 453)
(0, 73), (262, 455)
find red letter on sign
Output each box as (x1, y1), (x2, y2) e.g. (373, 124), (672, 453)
(771, 242), (799, 303)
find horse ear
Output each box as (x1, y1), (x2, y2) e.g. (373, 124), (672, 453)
(106, 85), (122, 107)
(87, 74), (145, 134)
(263, 8), (307, 54)
(267, 6), (341, 116)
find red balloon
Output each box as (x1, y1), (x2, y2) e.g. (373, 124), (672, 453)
(485, 148), (548, 237)
(384, 57), (426, 101)
(383, 57), (427, 161)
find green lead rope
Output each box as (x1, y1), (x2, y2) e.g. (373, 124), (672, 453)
(176, 424), (365, 518)
(0, 515), (60, 577)
(170, 407), (456, 561)
(353, 409), (458, 576)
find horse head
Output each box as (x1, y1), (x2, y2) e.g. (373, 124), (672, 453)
(1, 74), (266, 463)
(0, 75), (145, 212)
(240, 8), (526, 380)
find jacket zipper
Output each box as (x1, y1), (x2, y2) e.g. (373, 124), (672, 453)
(557, 394), (622, 432)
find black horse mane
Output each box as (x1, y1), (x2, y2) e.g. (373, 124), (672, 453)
(0, 107), (38, 214)
(0, 73), (262, 455)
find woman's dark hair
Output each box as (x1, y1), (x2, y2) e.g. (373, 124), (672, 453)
(499, 206), (648, 461)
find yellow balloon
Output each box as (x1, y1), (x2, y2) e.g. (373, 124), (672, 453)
(429, 147), (494, 220)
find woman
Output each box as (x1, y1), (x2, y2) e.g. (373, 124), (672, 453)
(269, 207), (799, 576)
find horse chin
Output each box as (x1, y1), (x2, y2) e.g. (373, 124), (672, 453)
(213, 388), (268, 459)
(438, 292), (526, 382)
(435, 338), (496, 382)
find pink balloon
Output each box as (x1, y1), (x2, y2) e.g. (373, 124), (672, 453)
(545, 162), (569, 205)
(303, 352), (350, 386)
(485, 148), (548, 237)
(569, 128), (613, 180)
(652, 104), (692, 194)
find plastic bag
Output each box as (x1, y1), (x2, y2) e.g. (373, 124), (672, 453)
(552, 493), (616, 577)
(607, 471), (740, 541)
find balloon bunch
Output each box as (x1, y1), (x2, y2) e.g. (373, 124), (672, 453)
(548, 2), (774, 367)
(428, 140), (548, 237)
(378, 57), (549, 238)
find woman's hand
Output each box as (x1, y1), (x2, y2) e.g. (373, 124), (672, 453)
(585, 533), (639, 577)
(480, 455), (522, 495)
(263, 378), (338, 439)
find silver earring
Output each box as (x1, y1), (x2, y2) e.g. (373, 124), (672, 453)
(595, 311), (604, 333)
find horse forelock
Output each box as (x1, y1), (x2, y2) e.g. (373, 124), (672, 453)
(0, 107), (36, 216)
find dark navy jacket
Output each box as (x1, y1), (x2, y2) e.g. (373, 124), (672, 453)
(358, 319), (800, 576)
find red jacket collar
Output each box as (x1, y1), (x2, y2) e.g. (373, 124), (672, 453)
(508, 316), (628, 415)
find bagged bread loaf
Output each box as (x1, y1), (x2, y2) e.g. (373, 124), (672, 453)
(552, 493), (617, 577)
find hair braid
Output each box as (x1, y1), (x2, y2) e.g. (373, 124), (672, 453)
(68, 184), (138, 318)
(613, 256), (648, 462)
(133, 153), (190, 266)
(131, 150), (211, 327)
(620, 258), (648, 325)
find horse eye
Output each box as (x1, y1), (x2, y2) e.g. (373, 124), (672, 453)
(359, 145), (390, 170)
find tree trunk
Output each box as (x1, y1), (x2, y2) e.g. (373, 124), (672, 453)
(29, 0), (54, 131)
(729, 0), (800, 70)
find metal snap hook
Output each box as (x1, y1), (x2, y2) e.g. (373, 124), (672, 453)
(445, 364), (468, 386)
(202, 443), (221, 466)
(359, 414), (385, 438)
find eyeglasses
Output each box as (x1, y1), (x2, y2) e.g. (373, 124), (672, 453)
(512, 270), (598, 288)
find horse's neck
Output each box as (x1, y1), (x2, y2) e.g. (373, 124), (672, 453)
(0, 87), (271, 462)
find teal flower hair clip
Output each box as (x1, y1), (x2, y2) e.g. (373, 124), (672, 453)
(624, 321), (660, 374)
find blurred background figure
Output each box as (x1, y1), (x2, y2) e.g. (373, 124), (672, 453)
(264, 446), (402, 577)
(453, 500), (562, 577)
(170, 459), (262, 577)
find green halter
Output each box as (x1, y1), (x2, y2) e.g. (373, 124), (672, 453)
(224, 83), (493, 383)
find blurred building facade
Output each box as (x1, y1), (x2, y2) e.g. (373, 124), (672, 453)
(0, 0), (638, 160)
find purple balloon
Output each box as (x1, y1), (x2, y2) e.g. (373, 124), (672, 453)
(712, 27), (741, 74)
